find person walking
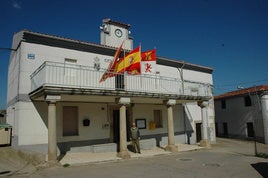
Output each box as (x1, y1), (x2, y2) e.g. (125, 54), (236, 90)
(130, 122), (141, 153)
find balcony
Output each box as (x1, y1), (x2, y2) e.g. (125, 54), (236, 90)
(30, 61), (212, 101)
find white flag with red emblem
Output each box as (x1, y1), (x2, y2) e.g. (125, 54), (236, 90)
(141, 49), (156, 74)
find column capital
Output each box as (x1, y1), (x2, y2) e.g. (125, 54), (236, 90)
(164, 99), (176, 106)
(198, 101), (209, 108)
(116, 97), (131, 105)
(46, 95), (61, 103)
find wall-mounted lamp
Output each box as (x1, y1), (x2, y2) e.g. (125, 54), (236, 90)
(83, 118), (90, 127)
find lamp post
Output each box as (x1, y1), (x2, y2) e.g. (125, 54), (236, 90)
(237, 86), (258, 156)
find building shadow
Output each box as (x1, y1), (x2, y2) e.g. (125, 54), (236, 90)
(251, 162), (268, 177)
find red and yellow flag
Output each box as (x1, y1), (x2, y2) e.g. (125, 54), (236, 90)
(99, 41), (124, 82)
(141, 49), (156, 61)
(113, 46), (141, 75)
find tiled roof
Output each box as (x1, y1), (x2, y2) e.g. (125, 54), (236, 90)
(214, 85), (268, 100)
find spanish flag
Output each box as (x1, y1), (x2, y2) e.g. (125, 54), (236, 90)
(99, 41), (124, 82)
(113, 46), (141, 75)
(141, 49), (156, 74)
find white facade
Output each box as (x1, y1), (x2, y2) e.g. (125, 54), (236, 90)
(215, 86), (268, 144)
(6, 19), (215, 156)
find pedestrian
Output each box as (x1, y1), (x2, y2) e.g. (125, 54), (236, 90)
(130, 122), (141, 153)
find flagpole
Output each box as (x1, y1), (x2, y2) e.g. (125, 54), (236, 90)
(154, 46), (157, 89)
(99, 40), (124, 82)
(140, 42), (142, 88)
(123, 43), (126, 90)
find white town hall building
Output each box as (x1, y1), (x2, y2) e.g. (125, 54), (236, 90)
(6, 19), (215, 161)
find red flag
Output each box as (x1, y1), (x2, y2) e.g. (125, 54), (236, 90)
(99, 41), (124, 82)
(141, 49), (156, 61)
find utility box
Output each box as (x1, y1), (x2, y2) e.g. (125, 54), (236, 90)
(0, 124), (12, 146)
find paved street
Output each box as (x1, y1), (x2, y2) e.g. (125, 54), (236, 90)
(1, 138), (268, 178)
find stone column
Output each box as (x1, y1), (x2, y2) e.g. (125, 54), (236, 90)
(165, 99), (178, 152)
(261, 95), (268, 144)
(46, 95), (61, 162)
(198, 101), (211, 148)
(47, 101), (57, 161)
(117, 97), (131, 159)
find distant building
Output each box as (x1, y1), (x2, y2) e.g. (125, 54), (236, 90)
(6, 19), (215, 161)
(214, 85), (268, 144)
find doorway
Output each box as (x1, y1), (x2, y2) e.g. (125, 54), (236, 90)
(247, 122), (254, 138)
(112, 109), (130, 151)
(63, 106), (78, 136)
(223, 122), (228, 137)
(115, 74), (124, 90)
(215, 122), (219, 137)
(196, 123), (202, 143)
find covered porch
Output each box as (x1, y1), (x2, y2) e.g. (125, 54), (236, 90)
(29, 61), (212, 162)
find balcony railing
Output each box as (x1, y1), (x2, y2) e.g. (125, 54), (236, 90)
(30, 61), (212, 98)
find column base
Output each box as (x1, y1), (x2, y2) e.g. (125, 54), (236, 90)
(117, 150), (131, 159)
(47, 154), (57, 162)
(46, 160), (60, 167)
(200, 139), (211, 148)
(165, 145), (178, 152)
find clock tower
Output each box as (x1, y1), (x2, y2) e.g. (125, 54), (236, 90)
(100, 18), (133, 50)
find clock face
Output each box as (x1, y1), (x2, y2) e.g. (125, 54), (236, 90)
(115, 29), (123, 38)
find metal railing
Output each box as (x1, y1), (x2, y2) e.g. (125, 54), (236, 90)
(30, 61), (212, 97)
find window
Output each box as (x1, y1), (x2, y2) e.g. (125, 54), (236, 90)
(154, 110), (162, 128)
(244, 96), (252, 107)
(64, 58), (77, 77)
(63, 106), (78, 136)
(221, 99), (226, 109)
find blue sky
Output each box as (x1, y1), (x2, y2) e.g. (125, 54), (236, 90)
(0, 0), (268, 109)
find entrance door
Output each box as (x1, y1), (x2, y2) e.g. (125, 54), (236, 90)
(112, 109), (130, 151)
(196, 123), (202, 143)
(215, 122), (219, 137)
(113, 110), (120, 144)
(247, 122), (254, 138)
(63, 106), (78, 136)
(223, 122), (228, 137)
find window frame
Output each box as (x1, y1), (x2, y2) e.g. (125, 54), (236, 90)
(244, 95), (252, 107)
(221, 99), (226, 109)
